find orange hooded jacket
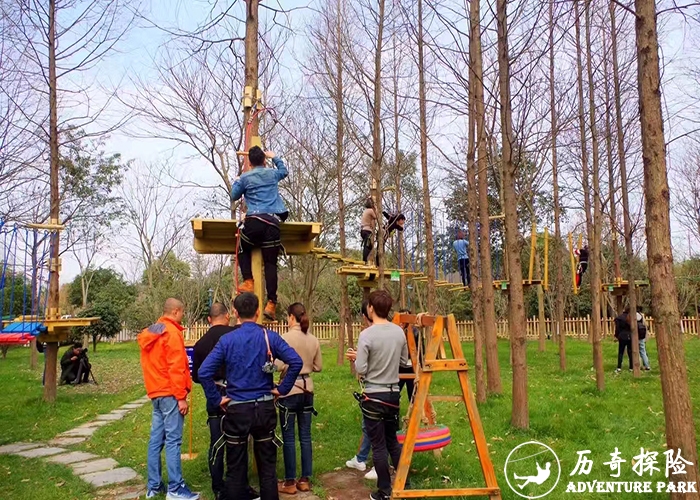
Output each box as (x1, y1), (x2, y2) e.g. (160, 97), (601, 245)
(138, 317), (192, 400)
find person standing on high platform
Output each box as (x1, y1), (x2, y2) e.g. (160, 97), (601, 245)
(453, 231), (470, 287)
(232, 146), (289, 320)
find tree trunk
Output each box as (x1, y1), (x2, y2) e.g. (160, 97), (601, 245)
(335, 0), (351, 364)
(633, 0), (700, 492)
(548, 12), (568, 367)
(370, 0), (386, 288)
(44, 0), (59, 404)
(610, 1), (641, 380)
(471, 0), (501, 395)
(584, 0), (605, 389)
(417, 0), (435, 314)
(393, 35), (407, 310)
(496, 0), (528, 429)
(467, 62), (486, 404)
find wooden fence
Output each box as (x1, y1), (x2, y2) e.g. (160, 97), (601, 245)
(114, 316), (700, 344)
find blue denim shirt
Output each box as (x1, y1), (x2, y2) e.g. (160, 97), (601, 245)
(453, 239), (468, 260)
(197, 322), (302, 407)
(231, 157), (288, 215)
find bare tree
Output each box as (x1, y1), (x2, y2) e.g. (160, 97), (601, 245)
(3, 0), (137, 402)
(584, 0), (605, 387)
(633, 0), (700, 492)
(497, 0), (529, 428)
(549, 0), (566, 371)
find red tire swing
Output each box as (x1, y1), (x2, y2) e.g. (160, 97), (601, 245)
(397, 425), (452, 452)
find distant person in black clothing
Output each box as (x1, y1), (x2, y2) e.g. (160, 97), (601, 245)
(614, 308), (633, 373)
(60, 342), (90, 385)
(574, 245), (589, 288)
(192, 302), (258, 500)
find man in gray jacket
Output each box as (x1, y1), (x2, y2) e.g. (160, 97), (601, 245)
(347, 290), (408, 500)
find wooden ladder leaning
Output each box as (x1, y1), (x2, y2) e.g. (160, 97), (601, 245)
(391, 313), (501, 499)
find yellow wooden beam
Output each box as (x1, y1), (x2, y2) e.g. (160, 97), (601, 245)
(191, 219), (322, 256)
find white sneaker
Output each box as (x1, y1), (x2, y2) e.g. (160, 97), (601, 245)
(364, 467), (378, 481)
(346, 456), (367, 471)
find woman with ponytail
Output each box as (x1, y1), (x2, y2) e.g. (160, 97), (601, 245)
(276, 303), (322, 494)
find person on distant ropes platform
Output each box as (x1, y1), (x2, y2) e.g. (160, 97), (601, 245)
(574, 244), (589, 288)
(138, 298), (199, 500)
(232, 146), (289, 320)
(453, 230), (470, 287)
(198, 292), (303, 500)
(192, 302), (259, 500)
(361, 198), (378, 265)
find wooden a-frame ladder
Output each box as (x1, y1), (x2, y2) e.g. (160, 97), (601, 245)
(391, 313), (501, 499)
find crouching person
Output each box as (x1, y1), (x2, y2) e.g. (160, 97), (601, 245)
(198, 293), (303, 500)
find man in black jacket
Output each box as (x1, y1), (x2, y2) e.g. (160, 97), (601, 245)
(60, 342), (90, 385)
(614, 309), (633, 373)
(192, 302), (258, 500)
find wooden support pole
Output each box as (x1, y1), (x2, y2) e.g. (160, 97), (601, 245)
(569, 233), (578, 295)
(543, 227), (549, 290)
(252, 248), (264, 323)
(528, 222), (536, 283)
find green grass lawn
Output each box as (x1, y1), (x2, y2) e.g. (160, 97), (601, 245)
(1, 337), (700, 499)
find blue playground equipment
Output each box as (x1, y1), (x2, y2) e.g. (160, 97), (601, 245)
(0, 222), (51, 344)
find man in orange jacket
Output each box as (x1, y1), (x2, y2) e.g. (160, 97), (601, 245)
(138, 298), (199, 500)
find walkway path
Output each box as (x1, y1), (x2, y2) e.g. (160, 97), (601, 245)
(1, 394), (323, 500)
(0, 395), (150, 499)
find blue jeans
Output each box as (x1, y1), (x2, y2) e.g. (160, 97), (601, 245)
(147, 396), (185, 492)
(279, 393), (314, 480)
(639, 339), (650, 368)
(357, 418), (371, 463)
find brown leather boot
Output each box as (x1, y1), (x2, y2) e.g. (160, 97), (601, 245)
(296, 477), (311, 492)
(278, 480), (297, 495)
(237, 279), (254, 294)
(263, 300), (276, 320)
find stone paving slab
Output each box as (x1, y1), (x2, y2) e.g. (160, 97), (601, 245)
(0, 442), (43, 455)
(16, 446), (67, 458)
(49, 437), (87, 446)
(47, 451), (100, 465)
(95, 485), (147, 500)
(72, 457), (119, 475)
(80, 467), (139, 487)
(59, 426), (99, 437)
(95, 412), (126, 421)
(109, 409), (130, 415)
(119, 403), (144, 409)
(77, 420), (111, 429)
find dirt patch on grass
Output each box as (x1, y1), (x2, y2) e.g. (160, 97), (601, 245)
(319, 469), (372, 500)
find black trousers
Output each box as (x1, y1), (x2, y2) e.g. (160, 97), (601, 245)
(239, 217), (280, 303)
(617, 339), (632, 369)
(576, 262), (588, 287)
(458, 258), (470, 286)
(224, 400), (279, 500)
(361, 230), (373, 263)
(363, 392), (402, 497)
(207, 410), (226, 496)
(398, 366), (415, 402)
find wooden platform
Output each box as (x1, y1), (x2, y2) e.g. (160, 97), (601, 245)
(1, 316), (100, 343)
(191, 219), (322, 255)
(493, 279), (543, 291)
(601, 280), (650, 296)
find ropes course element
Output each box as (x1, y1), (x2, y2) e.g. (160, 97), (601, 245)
(0, 221), (98, 345)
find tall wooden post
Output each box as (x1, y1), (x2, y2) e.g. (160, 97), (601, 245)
(241, 0), (265, 322)
(43, 0), (60, 403)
